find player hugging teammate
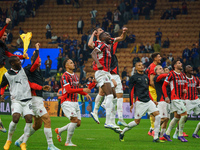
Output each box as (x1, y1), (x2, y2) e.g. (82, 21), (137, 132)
(125, 54), (200, 143)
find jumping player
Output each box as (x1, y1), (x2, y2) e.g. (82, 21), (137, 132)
(89, 27), (127, 125)
(15, 43), (60, 150)
(119, 62), (163, 143)
(55, 58), (91, 146)
(153, 65), (170, 140)
(145, 52), (161, 136)
(0, 56), (32, 150)
(163, 59), (188, 142)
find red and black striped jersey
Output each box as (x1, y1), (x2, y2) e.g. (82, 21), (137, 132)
(60, 71), (81, 103)
(93, 38), (116, 71)
(185, 75), (200, 100)
(145, 62), (156, 79)
(163, 71), (187, 100)
(110, 42), (119, 75)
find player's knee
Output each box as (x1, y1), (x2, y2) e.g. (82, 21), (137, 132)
(12, 118), (19, 123)
(135, 119), (140, 125)
(71, 117), (78, 123)
(25, 117), (33, 123)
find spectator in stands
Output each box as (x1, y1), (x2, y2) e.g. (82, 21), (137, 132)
(154, 40), (161, 52)
(191, 44), (199, 69)
(182, 0), (188, 15)
(141, 53), (149, 64)
(13, 0), (20, 12)
(90, 8), (97, 25)
(119, 0), (126, 13)
(108, 20), (113, 33)
(81, 32), (87, 45)
(49, 33), (57, 44)
(57, 88), (64, 117)
(73, 0), (80, 8)
(162, 37), (170, 48)
(53, 81), (60, 93)
(76, 45), (83, 58)
(72, 37), (78, 46)
(122, 67), (128, 79)
(165, 59), (172, 70)
(113, 23), (120, 37)
(169, 9), (176, 20)
(19, 7), (26, 22)
(155, 28), (162, 46)
(83, 40), (89, 61)
(77, 17), (84, 34)
(5, 30), (13, 44)
(182, 46), (191, 60)
(46, 21), (52, 39)
(107, 8), (112, 21)
(168, 53), (174, 62)
(51, 77), (55, 86)
(132, 53), (140, 66)
(55, 67), (63, 82)
(124, 2), (131, 24)
(102, 18), (109, 32)
(173, 5), (181, 16)
(47, 81), (53, 92)
(78, 53), (85, 80)
(138, 43), (145, 53)
(123, 40), (128, 48)
(128, 32), (136, 43)
(16, 37), (23, 48)
(95, 19), (100, 27)
(57, 53), (64, 71)
(122, 80), (129, 94)
(132, 4), (140, 20)
(145, 43), (152, 53)
(45, 55), (52, 78)
(161, 54), (167, 64)
(182, 58), (189, 71)
(113, 9), (121, 24)
(11, 7), (18, 27)
(64, 36), (71, 45)
(19, 27), (24, 35)
(65, 0), (71, 4)
(143, 4), (150, 20)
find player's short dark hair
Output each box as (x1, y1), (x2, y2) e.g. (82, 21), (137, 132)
(163, 66), (168, 70)
(8, 56), (18, 65)
(93, 27), (101, 32)
(99, 32), (105, 41)
(135, 61), (142, 67)
(171, 59), (180, 70)
(62, 58), (70, 68)
(151, 52), (160, 60)
(47, 55), (50, 58)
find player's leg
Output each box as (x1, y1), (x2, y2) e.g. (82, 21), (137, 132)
(0, 66), (7, 133)
(4, 113), (20, 150)
(90, 87), (104, 124)
(119, 101), (149, 141)
(101, 82), (114, 127)
(177, 111), (188, 142)
(148, 87), (157, 136)
(193, 122), (200, 138)
(160, 118), (169, 140)
(164, 111), (180, 141)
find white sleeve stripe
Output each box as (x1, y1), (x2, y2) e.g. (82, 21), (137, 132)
(95, 47), (101, 52)
(165, 80), (169, 83)
(63, 83), (69, 86)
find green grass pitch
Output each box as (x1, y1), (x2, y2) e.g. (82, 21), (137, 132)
(0, 115), (199, 150)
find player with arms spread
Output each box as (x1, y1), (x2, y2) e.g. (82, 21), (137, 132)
(145, 52), (161, 136)
(162, 59), (188, 142)
(0, 56), (33, 150)
(55, 58), (91, 146)
(89, 27), (127, 125)
(119, 62), (163, 143)
(15, 43), (60, 150)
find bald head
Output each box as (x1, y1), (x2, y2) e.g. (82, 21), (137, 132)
(185, 65), (193, 75)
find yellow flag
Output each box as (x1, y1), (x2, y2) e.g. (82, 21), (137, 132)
(20, 32), (32, 57)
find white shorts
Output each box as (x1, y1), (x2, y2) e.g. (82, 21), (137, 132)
(134, 100), (159, 119)
(61, 101), (81, 120)
(170, 100), (186, 114)
(184, 99), (200, 115)
(95, 70), (114, 88)
(157, 101), (170, 118)
(32, 96), (47, 117)
(11, 99), (33, 117)
(111, 74), (123, 94)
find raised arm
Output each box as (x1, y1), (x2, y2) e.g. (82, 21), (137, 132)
(88, 30), (97, 49)
(114, 27), (128, 43)
(0, 18), (11, 38)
